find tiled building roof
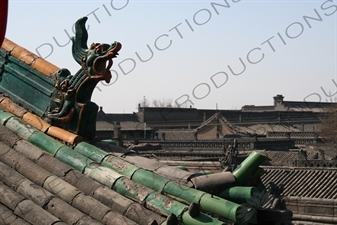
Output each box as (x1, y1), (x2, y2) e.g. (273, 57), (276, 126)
(261, 166), (337, 199)
(0, 122), (162, 225)
(260, 166), (337, 224)
(260, 150), (318, 167)
(0, 35), (293, 225)
(0, 108), (295, 225)
(5, 13), (334, 223)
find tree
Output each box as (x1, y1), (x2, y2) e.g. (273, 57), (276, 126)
(137, 97), (189, 108)
(152, 98), (173, 107)
(138, 96), (150, 107)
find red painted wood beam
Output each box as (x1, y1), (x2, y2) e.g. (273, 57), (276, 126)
(0, 0), (8, 45)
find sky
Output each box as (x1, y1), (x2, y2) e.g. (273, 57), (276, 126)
(5, 0), (337, 113)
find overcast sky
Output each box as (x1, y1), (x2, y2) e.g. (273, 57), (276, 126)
(5, 0), (337, 113)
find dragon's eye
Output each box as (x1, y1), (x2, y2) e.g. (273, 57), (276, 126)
(95, 45), (103, 54)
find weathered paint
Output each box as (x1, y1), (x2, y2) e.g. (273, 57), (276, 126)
(233, 151), (270, 185)
(84, 164), (123, 188)
(75, 141), (111, 162)
(0, 110), (15, 125)
(131, 169), (171, 193)
(145, 192), (186, 217)
(164, 180), (254, 223)
(100, 153), (255, 223)
(113, 177), (154, 203)
(47, 126), (82, 145)
(5, 117), (36, 139)
(162, 181), (204, 204)
(102, 156), (139, 177)
(29, 130), (64, 155)
(54, 146), (92, 173)
(87, 155), (226, 224)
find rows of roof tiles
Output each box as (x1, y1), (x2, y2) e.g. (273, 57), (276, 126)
(0, 122), (164, 225)
(260, 150), (318, 167)
(261, 166), (337, 199)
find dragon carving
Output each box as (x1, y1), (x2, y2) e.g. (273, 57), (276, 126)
(47, 17), (121, 138)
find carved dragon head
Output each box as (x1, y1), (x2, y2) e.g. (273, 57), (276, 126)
(71, 17), (122, 83)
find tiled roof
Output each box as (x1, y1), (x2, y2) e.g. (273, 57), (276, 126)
(96, 120), (115, 131)
(259, 150), (318, 166)
(0, 123), (163, 225)
(235, 124), (300, 136)
(97, 110), (140, 122)
(0, 109), (291, 225)
(0, 37), (293, 225)
(261, 166), (337, 199)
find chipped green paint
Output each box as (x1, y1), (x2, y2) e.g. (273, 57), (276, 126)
(99, 152), (254, 224)
(5, 117), (36, 139)
(113, 177), (154, 203)
(84, 164), (123, 188)
(131, 169), (170, 193)
(0, 110), (15, 124)
(145, 192), (186, 217)
(101, 154), (254, 224)
(54, 146), (93, 173)
(29, 131), (64, 155)
(74, 141), (110, 163)
(101, 156), (139, 178)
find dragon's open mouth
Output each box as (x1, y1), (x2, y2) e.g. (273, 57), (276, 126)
(92, 42), (122, 83)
